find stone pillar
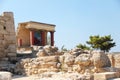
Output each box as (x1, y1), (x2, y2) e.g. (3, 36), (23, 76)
(41, 31), (45, 46)
(50, 31), (54, 46)
(18, 38), (22, 47)
(30, 31), (34, 46)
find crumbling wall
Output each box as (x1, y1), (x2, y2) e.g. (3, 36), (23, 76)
(0, 12), (16, 61)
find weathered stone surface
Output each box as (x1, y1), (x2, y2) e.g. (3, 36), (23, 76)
(107, 54), (115, 67)
(14, 46), (120, 79)
(109, 78), (120, 80)
(92, 51), (111, 68)
(36, 49), (48, 57)
(0, 12), (16, 61)
(114, 54), (120, 68)
(0, 72), (12, 80)
(94, 72), (119, 80)
(64, 53), (75, 66)
(15, 55), (60, 75)
(75, 53), (91, 67)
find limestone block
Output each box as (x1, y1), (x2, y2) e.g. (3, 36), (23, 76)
(91, 51), (111, 68)
(0, 36), (4, 40)
(109, 78), (120, 80)
(0, 52), (6, 58)
(64, 54), (75, 66)
(7, 53), (16, 57)
(7, 40), (16, 44)
(8, 44), (16, 49)
(0, 34), (3, 37)
(43, 45), (52, 53)
(0, 47), (4, 51)
(0, 58), (9, 61)
(4, 35), (16, 41)
(75, 54), (91, 67)
(7, 44), (16, 52)
(38, 56), (59, 62)
(0, 39), (4, 47)
(94, 72), (119, 80)
(114, 54), (120, 68)
(38, 68), (59, 73)
(40, 62), (58, 68)
(107, 54), (115, 67)
(36, 49), (48, 57)
(0, 71), (12, 80)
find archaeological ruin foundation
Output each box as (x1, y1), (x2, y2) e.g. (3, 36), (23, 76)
(1, 11), (120, 80)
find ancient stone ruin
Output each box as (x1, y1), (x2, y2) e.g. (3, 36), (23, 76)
(1, 11), (120, 80)
(0, 12), (16, 71)
(14, 46), (120, 80)
(16, 21), (55, 47)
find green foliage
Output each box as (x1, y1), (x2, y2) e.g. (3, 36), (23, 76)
(86, 35), (116, 52)
(76, 43), (90, 50)
(61, 45), (68, 51)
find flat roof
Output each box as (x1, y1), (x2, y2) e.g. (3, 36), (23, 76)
(19, 21), (56, 26)
(18, 21), (55, 31)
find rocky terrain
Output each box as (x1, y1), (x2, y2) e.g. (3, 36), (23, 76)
(13, 45), (120, 80)
(0, 45), (120, 80)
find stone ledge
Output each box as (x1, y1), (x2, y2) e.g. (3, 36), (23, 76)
(94, 72), (119, 80)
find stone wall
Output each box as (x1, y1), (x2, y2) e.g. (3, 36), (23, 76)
(0, 12), (16, 62)
(15, 46), (116, 75)
(15, 46), (120, 79)
(17, 25), (30, 46)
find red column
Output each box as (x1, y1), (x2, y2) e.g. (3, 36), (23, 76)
(45, 31), (48, 45)
(18, 38), (22, 47)
(30, 31), (34, 46)
(50, 31), (54, 46)
(41, 31), (45, 46)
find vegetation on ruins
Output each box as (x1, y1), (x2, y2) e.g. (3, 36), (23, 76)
(76, 43), (90, 50)
(86, 35), (116, 52)
(61, 45), (68, 52)
(76, 35), (115, 52)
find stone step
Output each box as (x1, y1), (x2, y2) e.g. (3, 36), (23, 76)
(109, 78), (120, 80)
(94, 72), (120, 80)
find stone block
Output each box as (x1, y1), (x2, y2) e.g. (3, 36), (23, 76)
(38, 56), (59, 62)
(38, 68), (59, 73)
(7, 53), (16, 57)
(109, 78), (120, 80)
(4, 35), (16, 41)
(94, 72), (119, 80)
(40, 62), (58, 68)
(7, 40), (16, 44)
(0, 36), (4, 40)
(114, 54), (120, 68)
(0, 71), (12, 80)
(0, 58), (9, 61)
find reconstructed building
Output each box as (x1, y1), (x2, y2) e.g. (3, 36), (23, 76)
(17, 21), (55, 47)
(0, 12), (16, 61)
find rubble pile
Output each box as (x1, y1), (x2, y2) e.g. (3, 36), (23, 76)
(15, 46), (61, 75)
(14, 45), (120, 79)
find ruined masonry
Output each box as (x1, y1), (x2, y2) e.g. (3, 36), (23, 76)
(0, 12), (16, 62)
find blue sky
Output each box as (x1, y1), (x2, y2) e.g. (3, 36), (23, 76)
(0, 0), (120, 52)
